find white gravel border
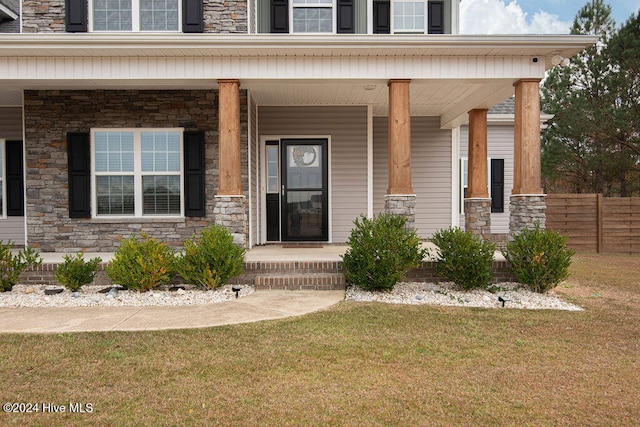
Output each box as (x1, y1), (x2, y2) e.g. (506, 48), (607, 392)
(0, 284), (255, 308)
(345, 282), (583, 311)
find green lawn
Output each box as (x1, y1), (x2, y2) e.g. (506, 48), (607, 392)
(1, 254), (639, 426)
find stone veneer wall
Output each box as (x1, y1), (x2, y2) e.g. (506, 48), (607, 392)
(21, 0), (248, 33)
(384, 195), (416, 229)
(23, 89), (249, 252)
(464, 198), (492, 239)
(22, 0), (66, 32)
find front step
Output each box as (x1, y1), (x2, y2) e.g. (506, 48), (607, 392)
(254, 273), (346, 290)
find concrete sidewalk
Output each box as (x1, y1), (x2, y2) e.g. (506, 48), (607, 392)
(0, 290), (345, 334)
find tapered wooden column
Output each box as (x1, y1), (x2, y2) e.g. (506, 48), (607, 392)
(467, 109), (489, 198)
(387, 79), (413, 194)
(513, 79), (543, 195)
(217, 79), (242, 196)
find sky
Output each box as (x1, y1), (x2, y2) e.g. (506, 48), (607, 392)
(460, 0), (640, 34)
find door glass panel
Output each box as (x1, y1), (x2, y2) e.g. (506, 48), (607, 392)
(285, 191), (323, 238)
(286, 145), (322, 189)
(267, 145), (279, 193)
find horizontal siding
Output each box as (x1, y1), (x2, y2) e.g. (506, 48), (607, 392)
(374, 116), (453, 238)
(459, 124), (513, 234)
(249, 96), (258, 248)
(258, 106), (368, 243)
(0, 217), (25, 246)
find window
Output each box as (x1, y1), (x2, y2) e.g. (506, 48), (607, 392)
(92, 0), (180, 32)
(292, 0), (333, 33)
(460, 158), (504, 214)
(393, 0), (425, 33)
(92, 129), (183, 217)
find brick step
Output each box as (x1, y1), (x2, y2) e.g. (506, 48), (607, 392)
(253, 273), (346, 290)
(243, 260), (343, 275)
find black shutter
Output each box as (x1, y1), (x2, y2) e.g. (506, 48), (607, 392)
(271, 0), (289, 33)
(182, 0), (204, 33)
(65, 0), (88, 32)
(5, 141), (24, 217)
(491, 159), (504, 213)
(337, 0), (355, 34)
(184, 131), (205, 217)
(373, 1), (390, 34)
(67, 132), (91, 218)
(428, 1), (444, 34)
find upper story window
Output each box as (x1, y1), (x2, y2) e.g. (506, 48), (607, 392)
(92, 129), (184, 217)
(92, 0), (180, 32)
(260, 0), (447, 35)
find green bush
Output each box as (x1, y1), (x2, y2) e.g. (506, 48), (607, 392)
(0, 242), (42, 292)
(430, 227), (496, 290)
(55, 253), (102, 292)
(504, 223), (575, 293)
(177, 225), (245, 290)
(341, 214), (427, 291)
(106, 233), (176, 292)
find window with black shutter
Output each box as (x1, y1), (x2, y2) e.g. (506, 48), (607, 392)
(67, 132), (91, 218)
(182, 0), (204, 33)
(491, 158), (504, 213)
(373, 0), (391, 34)
(428, 1), (444, 34)
(337, 0), (355, 33)
(65, 0), (88, 32)
(271, 0), (289, 33)
(5, 141), (24, 217)
(183, 131), (206, 217)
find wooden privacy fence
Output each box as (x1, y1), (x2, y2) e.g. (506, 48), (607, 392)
(546, 194), (640, 253)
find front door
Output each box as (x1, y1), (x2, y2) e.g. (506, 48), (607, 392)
(281, 139), (328, 241)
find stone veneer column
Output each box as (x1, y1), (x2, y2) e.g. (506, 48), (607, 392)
(465, 109), (492, 238)
(511, 79), (545, 234)
(213, 196), (248, 247)
(216, 79), (247, 247)
(385, 80), (416, 228)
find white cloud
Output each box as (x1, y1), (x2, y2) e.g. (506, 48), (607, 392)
(460, 0), (572, 34)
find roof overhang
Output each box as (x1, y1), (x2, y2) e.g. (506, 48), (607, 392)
(0, 34), (597, 128)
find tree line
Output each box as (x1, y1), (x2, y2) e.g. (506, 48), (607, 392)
(541, 0), (640, 196)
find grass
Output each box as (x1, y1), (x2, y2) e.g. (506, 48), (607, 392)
(1, 253), (639, 426)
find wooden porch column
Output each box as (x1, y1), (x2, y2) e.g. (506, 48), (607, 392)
(387, 79), (413, 194)
(466, 109), (489, 198)
(513, 79), (543, 195)
(217, 79), (242, 196)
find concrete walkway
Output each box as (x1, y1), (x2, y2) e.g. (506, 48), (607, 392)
(0, 290), (345, 334)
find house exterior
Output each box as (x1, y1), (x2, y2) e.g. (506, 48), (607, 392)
(0, 0), (596, 252)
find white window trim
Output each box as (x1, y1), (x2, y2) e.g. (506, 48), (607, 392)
(290, 0), (337, 34)
(90, 128), (184, 218)
(0, 139), (5, 219)
(391, 0), (427, 34)
(89, 0), (182, 33)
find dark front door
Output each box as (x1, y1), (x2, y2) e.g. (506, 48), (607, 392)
(281, 139), (328, 241)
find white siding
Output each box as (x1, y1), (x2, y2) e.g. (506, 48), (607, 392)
(0, 106), (25, 245)
(459, 124), (514, 234)
(374, 116), (453, 238)
(258, 106), (368, 243)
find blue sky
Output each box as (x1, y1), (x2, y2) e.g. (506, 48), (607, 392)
(460, 0), (640, 34)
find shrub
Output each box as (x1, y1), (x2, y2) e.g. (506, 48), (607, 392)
(504, 223), (575, 293)
(106, 233), (176, 292)
(55, 253), (102, 292)
(430, 227), (496, 290)
(177, 225), (245, 290)
(0, 242), (42, 292)
(341, 214), (427, 291)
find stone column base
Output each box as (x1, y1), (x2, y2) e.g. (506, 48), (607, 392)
(510, 194), (546, 235)
(213, 195), (248, 248)
(464, 198), (492, 239)
(384, 194), (416, 229)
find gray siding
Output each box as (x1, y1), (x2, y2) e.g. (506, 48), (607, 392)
(0, 106), (25, 245)
(459, 124), (514, 234)
(374, 116), (453, 238)
(258, 106), (368, 243)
